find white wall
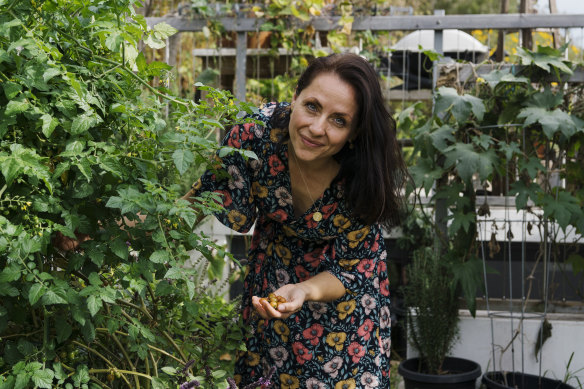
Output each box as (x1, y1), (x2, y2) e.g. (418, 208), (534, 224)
(406, 309), (584, 388)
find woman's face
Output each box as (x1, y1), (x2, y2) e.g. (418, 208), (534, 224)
(289, 72), (358, 166)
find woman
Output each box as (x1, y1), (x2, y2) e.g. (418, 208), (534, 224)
(185, 53), (408, 388)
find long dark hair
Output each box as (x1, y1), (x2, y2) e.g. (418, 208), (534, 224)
(271, 53), (408, 228)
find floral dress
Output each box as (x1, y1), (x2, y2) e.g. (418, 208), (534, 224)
(194, 102), (392, 389)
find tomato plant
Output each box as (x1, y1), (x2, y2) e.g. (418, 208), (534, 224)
(0, 0), (254, 387)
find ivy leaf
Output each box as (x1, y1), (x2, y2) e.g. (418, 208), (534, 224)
(482, 69), (529, 88)
(435, 87), (485, 123)
(518, 107), (577, 139)
(443, 143), (497, 183)
(172, 148), (194, 175)
(429, 124), (456, 151)
(31, 368), (54, 389)
(542, 191), (582, 230)
(408, 158), (442, 195)
(516, 46), (573, 75)
(567, 254), (584, 275)
(28, 284), (44, 305)
(509, 180), (541, 210)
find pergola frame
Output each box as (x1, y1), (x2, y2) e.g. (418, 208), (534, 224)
(146, 13), (584, 99)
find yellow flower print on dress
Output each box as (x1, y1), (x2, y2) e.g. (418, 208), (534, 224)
(333, 214), (351, 232)
(274, 320), (290, 342)
(347, 226), (370, 248)
(326, 332), (347, 351)
(336, 300), (356, 320)
(280, 374), (300, 389)
(244, 351), (260, 366)
(339, 259), (360, 270)
(335, 378), (356, 389)
(275, 243), (292, 265)
(251, 181), (268, 198)
(227, 210), (247, 231)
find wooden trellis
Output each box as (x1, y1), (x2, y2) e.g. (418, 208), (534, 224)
(147, 13), (584, 100)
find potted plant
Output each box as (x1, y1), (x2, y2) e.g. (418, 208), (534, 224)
(397, 243), (481, 389)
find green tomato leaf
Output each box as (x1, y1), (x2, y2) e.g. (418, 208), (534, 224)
(86, 295), (102, 317)
(3, 81), (22, 99)
(150, 250), (170, 264)
(55, 316), (72, 343)
(28, 284), (44, 305)
(172, 148), (194, 175)
(152, 22), (178, 40)
(31, 368), (54, 389)
(110, 238), (129, 260)
(5, 99), (29, 116)
(42, 289), (68, 305)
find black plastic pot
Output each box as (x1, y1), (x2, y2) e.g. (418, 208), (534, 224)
(482, 371), (576, 389)
(398, 357), (482, 389)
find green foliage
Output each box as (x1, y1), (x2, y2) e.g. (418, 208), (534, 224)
(0, 0), (254, 387)
(404, 45), (584, 370)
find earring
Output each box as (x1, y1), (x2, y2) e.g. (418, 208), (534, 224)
(349, 139), (354, 149)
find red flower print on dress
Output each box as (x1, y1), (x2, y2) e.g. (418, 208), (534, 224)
(294, 264), (311, 282)
(292, 341), (313, 365)
(357, 258), (375, 278)
(357, 319), (374, 341)
(304, 213), (318, 229)
(347, 341), (366, 363)
(378, 259), (386, 273)
(304, 248), (324, 268)
(321, 203), (337, 219)
(379, 278), (390, 296)
(270, 208), (288, 223)
(302, 323), (324, 346)
(241, 122), (255, 141)
(226, 126), (241, 148)
(268, 154), (285, 176)
(216, 190), (233, 207)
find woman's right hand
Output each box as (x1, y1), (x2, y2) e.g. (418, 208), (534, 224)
(52, 231), (90, 252)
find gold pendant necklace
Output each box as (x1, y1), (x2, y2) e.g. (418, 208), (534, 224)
(290, 146), (324, 222)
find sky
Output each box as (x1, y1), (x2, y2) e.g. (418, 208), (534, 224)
(536, 0), (584, 48)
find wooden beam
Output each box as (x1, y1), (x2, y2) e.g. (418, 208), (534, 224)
(147, 13), (584, 33)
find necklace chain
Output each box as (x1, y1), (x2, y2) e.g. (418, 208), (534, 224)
(290, 147), (324, 222)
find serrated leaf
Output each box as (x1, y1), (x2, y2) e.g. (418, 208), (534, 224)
(152, 22), (178, 40)
(86, 295), (102, 317)
(164, 267), (183, 280)
(172, 148), (194, 175)
(55, 316), (72, 343)
(41, 114), (59, 138)
(435, 87), (485, 123)
(3, 81), (22, 99)
(72, 365), (90, 387)
(28, 284), (44, 305)
(161, 367), (177, 375)
(0, 264), (21, 282)
(5, 99), (29, 115)
(42, 289), (67, 305)
(70, 113), (102, 135)
(150, 250), (170, 264)
(32, 368), (54, 388)
(110, 238), (129, 260)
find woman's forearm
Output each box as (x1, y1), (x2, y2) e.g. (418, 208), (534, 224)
(298, 271), (345, 302)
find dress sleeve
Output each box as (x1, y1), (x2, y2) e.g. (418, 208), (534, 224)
(321, 221), (387, 293)
(192, 121), (262, 233)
